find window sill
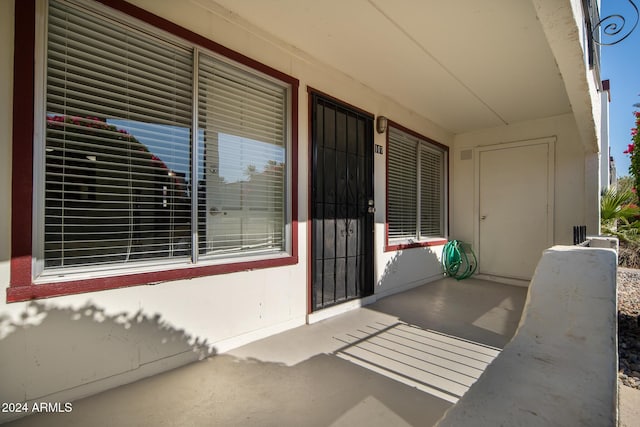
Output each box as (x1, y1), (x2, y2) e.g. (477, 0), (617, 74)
(7, 254), (298, 303)
(384, 238), (448, 252)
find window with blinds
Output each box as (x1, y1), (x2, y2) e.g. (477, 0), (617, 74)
(39, 0), (290, 275)
(387, 127), (445, 242)
(198, 55), (286, 257)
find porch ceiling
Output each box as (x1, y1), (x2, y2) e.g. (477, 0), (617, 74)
(196, 0), (572, 134)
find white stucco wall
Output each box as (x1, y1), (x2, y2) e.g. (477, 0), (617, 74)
(0, 0), (455, 416)
(600, 88), (611, 191)
(531, 0), (602, 237)
(436, 246), (618, 426)
(532, 0), (601, 154)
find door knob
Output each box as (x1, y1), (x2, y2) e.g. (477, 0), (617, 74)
(481, 215), (487, 220)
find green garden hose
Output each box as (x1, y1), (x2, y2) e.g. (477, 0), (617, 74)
(442, 240), (477, 280)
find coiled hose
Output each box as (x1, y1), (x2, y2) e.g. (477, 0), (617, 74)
(442, 240), (477, 280)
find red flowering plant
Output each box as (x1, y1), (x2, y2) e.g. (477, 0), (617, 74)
(627, 110), (640, 195)
(47, 114), (148, 154)
(607, 108), (640, 245)
(45, 114), (174, 174)
(44, 114), (187, 206)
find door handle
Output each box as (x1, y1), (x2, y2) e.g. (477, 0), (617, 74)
(209, 207), (225, 216)
(481, 215), (487, 220)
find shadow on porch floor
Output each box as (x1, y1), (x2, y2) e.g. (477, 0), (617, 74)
(7, 277), (527, 427)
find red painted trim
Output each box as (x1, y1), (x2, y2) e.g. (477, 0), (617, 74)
(446, 150), (451, 240)
(95, 0), (299, 88)
(306, 86), (374, 119)
(387, 120), (449, 152)
(385, 240), (448, 252)
(7, 256), (298, 303)
(8, 0), (300, 303)
(384, 123), (390, 251)
(291, 84), (299, 259)
(383, 120), (449, 252)
(10, 0), (36, 289)
(307, 89), (314, 315)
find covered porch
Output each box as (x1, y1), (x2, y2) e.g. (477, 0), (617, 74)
(6, 278), (527, 426)
(0, 0), (610, 424)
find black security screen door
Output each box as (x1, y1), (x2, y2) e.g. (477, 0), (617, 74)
(311, 93), (374, 311)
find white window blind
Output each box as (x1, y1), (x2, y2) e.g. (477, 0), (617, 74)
(388, 127), (445, 241)
(388, 129), (417, 240)
(420, 146), (444, 237)
(45, 0), (193, 269)
(197, 54), (287, 256)
(40, 0), (291, 276)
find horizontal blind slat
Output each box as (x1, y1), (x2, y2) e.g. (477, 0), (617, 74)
(45, 0), (193, 270)
(198, 51), (286, 257)
(388, 128), (417, 240)
(388, 127), (445, 240)
(420, 146), (443, 237)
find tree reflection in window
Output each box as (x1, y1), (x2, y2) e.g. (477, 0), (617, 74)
(45, 115), (191, 268)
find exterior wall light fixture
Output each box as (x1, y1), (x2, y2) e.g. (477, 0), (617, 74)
(376, 116), (388, 134)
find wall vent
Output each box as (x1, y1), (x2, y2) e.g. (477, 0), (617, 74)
(460, 149), (472, 160)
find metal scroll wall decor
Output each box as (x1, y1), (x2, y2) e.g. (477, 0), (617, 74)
(593, 0), (639, 45)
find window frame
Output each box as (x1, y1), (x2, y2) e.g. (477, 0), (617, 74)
(384, 121), (448, 252)
(8, 0), (299, 302)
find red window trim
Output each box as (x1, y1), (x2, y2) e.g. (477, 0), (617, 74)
(384, 238), (449, 252)
(8, 0), (299, 303)
(384, 120), (449, 253)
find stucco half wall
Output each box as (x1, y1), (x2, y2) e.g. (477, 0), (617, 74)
(436, 245), (618, 426)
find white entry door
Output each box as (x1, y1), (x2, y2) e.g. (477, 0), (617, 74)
(477, 139), (554, 280)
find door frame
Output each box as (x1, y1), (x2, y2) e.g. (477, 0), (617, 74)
(473, 137), (555, 280)
(307, 88), (375, 314)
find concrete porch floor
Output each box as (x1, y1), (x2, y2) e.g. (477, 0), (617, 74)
(6, 278), (528, 427)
